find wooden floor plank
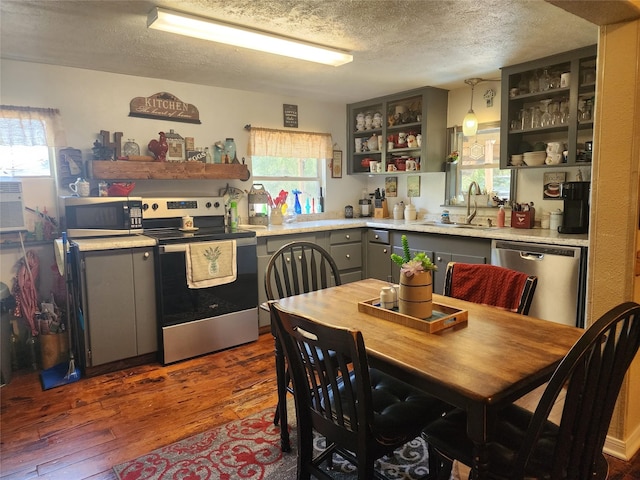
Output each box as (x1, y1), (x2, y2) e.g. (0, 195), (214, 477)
(1, 332), (637, 479)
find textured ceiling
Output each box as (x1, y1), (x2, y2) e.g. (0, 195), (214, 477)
(0, 0), (628, 103)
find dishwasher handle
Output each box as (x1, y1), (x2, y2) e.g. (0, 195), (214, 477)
(520, 252), (544, 261)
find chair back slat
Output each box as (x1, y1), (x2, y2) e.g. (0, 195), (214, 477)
(270, 302), (372, 453)
(265, 241), (341, 302)
(513, 302), (640, 480)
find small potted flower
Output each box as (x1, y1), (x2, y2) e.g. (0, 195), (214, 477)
(391, 235), (437, 319)
(446, 150), (459, 163)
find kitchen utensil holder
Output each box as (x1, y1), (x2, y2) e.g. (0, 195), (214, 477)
(374, 198), (388, 218)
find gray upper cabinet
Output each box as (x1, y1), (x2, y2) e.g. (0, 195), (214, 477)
(347, 86), (448, 175)
(500, 45), (597, 170)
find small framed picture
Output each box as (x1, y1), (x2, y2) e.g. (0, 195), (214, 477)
(407, 175), (420, 197)
(543, 172), (565, 199)
(331, 150), (343, 178)
(385, 177), (398, 197)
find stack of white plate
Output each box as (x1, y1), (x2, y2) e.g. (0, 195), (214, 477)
(523, 151), (547, 166)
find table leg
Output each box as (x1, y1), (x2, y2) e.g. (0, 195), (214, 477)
(467, 406), (491, 480)
(273, 335), (291, 452)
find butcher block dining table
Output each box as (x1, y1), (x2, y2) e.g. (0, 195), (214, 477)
(273, 278), (584, 480)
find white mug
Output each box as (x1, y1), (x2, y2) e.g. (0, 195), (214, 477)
(69, 178), (90, 197)
(560, 72), (571, 88)
(181, 215), (194, 229)
(369, 161), (378, 173)
(545, 153), (563, 165)
(406, 159), (417, 171)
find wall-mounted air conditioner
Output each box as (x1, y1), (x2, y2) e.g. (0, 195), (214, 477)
(0, 179), (27, 232)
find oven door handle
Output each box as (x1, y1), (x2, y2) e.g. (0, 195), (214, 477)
(160, 244), (189, 253)
(159, 236), (256, 254)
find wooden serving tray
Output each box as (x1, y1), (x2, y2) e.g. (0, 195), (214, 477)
(358, 298), (468, 333)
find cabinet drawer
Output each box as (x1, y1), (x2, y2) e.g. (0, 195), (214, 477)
(331, 243), (362, 270)
(368, 229), (389, 244)
(330, 229), (362, 245)
(266, 234), (317, 253)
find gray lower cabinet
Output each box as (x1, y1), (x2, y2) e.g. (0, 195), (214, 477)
(367, 229), (392, 281)
(79, 247), (157, 367)
(329, 228), (363, 284)
(390, 231), (490, 295)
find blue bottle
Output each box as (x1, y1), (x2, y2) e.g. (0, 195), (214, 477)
(292, 189), (302, 215)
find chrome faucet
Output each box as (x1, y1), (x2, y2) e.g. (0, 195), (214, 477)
(466, 181), (481, 224)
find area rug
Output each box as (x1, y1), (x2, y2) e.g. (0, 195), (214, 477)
(113, 407), (432, 480)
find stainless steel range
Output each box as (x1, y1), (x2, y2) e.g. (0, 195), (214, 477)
(142, 196), (258, 364)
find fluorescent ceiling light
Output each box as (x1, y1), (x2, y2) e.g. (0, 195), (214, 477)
(147, 7), (353, 67)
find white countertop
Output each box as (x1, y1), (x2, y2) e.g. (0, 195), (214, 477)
(246, 217), (589, 247)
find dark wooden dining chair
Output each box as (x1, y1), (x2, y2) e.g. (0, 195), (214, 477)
(269, 300), (451, 480)
(422, 301), (640, 480)
(443, 262), (537, 314)
(264, 241), (342, 451)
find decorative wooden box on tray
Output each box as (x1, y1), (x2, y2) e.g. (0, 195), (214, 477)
(358, 298), (468, 333)
(89, 160), (251, 181)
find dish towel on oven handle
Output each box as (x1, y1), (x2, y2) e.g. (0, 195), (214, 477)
(186, 240), (237, 288)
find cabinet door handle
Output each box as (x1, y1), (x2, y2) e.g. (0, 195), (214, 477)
(383, 248), (388, 254)
(143, 251), (150, 259)
(375, 234), (380, 239)
(437, 256), (442, 262)
(345, 254), (350, 259)
(345, 234), (350, 239)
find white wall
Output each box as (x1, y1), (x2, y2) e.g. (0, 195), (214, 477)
(0, 59), (367, 220)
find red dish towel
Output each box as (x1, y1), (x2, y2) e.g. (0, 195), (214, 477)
(449, 263), (529, 312)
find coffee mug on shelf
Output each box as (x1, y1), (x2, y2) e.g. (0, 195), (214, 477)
(69, 178), (90, 197)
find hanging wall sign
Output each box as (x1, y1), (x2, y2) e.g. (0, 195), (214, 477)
(129, 92), (201, 124)
(283, 104), (298, 128)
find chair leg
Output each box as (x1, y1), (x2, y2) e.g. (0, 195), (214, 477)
(273, 336), (291, 452)
(428, 444), (453, 480)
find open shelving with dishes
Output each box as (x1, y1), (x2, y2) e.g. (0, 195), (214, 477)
(347, 86), (448, 175)
(500, 45), (596, 169)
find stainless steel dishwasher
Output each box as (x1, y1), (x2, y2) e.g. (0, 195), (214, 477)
(491, 240), (587, 327)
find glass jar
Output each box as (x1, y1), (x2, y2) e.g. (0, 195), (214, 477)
(123, 139), (140, 157)
(538, 69), (551, 91)
(224, 138), (236, 164)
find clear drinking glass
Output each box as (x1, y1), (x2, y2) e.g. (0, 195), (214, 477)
(540, 100), (552, 127)
(531, 106), (542, 129)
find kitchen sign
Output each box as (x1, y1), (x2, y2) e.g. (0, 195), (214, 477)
(129, 92), (201, 124)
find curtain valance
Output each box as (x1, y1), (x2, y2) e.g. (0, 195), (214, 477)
(249, 127), (333, 159)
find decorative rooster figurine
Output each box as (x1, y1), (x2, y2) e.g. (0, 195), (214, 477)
(148, 131), (168, 162)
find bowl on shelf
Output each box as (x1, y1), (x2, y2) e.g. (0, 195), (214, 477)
(107, 182), (136, 196)
(523, 151), (547, 166)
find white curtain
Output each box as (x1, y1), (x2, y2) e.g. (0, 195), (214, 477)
(0, 105), (67, 148)
(249, 127), (333, 159)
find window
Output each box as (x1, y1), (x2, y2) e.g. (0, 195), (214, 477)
(0, 106), (65, 178)
(249, 128), (332, 214)
(445, 121), (513, 204)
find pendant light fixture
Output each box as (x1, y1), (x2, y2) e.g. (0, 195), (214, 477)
(462, 78), (482, 137)
(147, 7), (353, 66)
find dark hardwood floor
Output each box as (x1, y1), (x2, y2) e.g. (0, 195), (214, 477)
(1, 332), (639, 479)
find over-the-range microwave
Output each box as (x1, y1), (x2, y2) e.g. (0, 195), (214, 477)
(63, 196), (143, 238)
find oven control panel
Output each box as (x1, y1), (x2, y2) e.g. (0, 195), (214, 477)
(142, 197), (225, 219)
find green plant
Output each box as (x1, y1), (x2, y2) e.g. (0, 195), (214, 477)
(390, 235), (437, 277)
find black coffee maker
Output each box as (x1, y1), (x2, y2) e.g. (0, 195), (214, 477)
(559, 181), (590, 234)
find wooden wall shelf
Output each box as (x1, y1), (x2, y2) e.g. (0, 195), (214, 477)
(89, 161), (251, 181)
